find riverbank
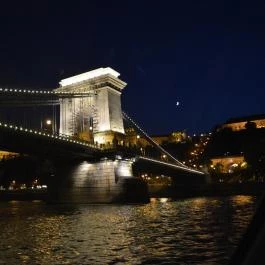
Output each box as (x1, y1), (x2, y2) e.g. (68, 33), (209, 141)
(1, 183), (265, 202)
(0, 190), (48, 201)
(148, 183), (265, 199)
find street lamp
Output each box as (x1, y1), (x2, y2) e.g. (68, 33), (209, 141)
(41, 118), (53, 133)
(46, 119), (52, 125)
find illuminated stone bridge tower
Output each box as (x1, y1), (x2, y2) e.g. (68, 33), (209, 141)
(53, 67), (126, 145)
(51, 68), (149, 203)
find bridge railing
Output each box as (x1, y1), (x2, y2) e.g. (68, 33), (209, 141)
(0, 87), (97, 96)
(0, 121), (102, 150)
(136, 156), (205, 175)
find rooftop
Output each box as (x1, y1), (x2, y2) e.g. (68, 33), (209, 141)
(59, 67), (120, 87)
(225, 114), (265, 124)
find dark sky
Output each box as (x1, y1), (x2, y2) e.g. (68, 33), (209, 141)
(0, 0), (265, 134)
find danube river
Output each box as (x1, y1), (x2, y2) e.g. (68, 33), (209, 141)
(0, 195), (259, 265)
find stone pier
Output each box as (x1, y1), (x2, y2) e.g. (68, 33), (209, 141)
(48, 159), (149, 203)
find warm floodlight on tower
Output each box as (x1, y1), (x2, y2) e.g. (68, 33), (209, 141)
(54, 67), (127, 145)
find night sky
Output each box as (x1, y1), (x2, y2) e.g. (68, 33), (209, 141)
(0, 0), (265, 135)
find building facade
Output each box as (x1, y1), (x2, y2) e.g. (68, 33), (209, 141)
(124, 127), (187, 147)
(222, 114), (265, 131)
(211, 155), (246, 173)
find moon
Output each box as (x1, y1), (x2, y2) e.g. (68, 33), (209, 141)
(176, 101), (180, 106)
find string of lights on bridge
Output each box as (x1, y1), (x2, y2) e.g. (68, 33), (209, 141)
(137, 156), (205, 175)
(0, 88), (95, 96)
(0, 121), (204, 175)
(0, 121), (101, 150)
(0, 89), (204, 174)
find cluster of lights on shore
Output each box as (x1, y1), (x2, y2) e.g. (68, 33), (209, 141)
(141, 173), (172, 182)
(0, 121), (101, 149)
(182, 133), (212, 169)
(0, 179), (47, 191)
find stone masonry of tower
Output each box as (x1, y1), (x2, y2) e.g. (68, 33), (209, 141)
(53, 67), (127, 146)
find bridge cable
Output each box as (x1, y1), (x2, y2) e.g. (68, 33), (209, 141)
(122, 111), (187, 167)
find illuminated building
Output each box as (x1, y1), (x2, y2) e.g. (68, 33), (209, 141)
(152, 131), (187, 145)
(124, 127), (187, 147)
(222, 114), (265, 131)
(0, 151), (19, 160)
(210, 155), (246, 173)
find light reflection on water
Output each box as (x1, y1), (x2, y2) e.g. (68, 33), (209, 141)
(0, 195), (259, 265)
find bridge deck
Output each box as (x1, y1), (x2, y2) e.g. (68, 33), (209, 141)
(0, 122), (101, 160)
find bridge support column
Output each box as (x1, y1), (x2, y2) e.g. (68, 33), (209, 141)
(47, 159), (149, 203)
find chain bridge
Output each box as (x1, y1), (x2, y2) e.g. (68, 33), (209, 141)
(0, 67), (206, 203)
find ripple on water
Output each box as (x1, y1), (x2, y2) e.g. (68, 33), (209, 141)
(0, 196), (259, 265)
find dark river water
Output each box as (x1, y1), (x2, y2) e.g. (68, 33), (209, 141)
(0, 195), (260, 265)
